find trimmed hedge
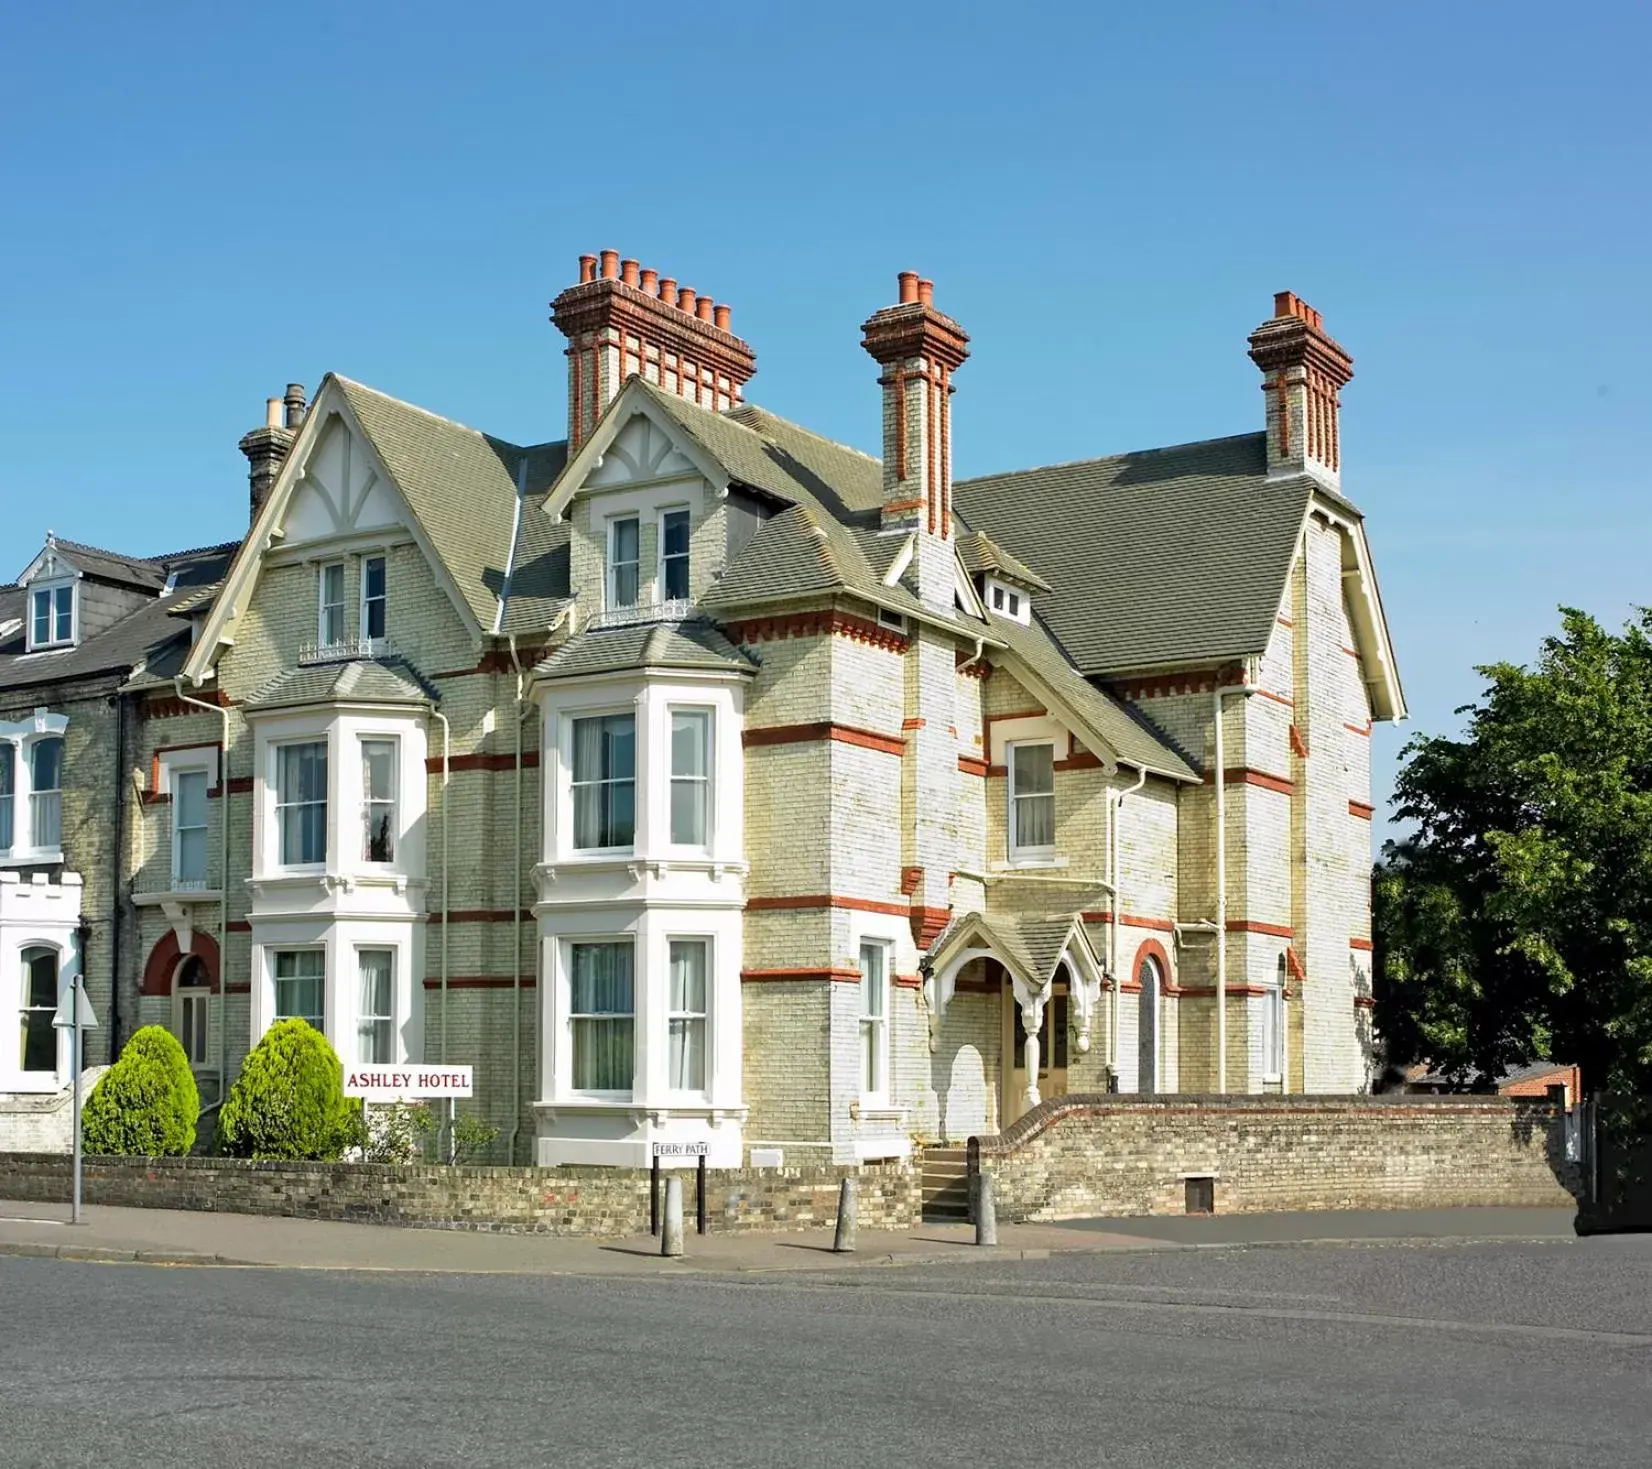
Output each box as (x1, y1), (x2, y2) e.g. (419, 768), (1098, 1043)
(82, 1026), (199, 1157)
(218, 1019), (355, 1161)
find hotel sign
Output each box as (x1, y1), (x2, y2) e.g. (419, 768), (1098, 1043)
(344, 1066), (474, 1102)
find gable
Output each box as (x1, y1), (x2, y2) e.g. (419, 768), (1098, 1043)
(279, 415), (408, 547)
(583, 412), (702, 490)
(17, 545), (78, 587)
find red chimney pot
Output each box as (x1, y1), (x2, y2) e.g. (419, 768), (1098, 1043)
(898, 271), (920, 305)
(579, 254), (598, 284)
(659, 277), (678, 306)
(679, 287), (697, 315)
(600, 250), (620, 280)
(640, 268), (659, 296)
(696, 296), (715, 322)
(621, 258), (639, 287)
(917, 278), (934, 307)
(713, 303), (731, 330)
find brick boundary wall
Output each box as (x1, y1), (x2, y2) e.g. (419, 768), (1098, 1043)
(968, 1094), (1582, 1221)
(0, 1154), (917, 1238)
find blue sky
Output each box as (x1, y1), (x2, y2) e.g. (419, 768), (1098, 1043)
(2, 1), (1647, 844)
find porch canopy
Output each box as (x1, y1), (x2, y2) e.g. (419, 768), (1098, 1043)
(922, 905), (1107, 1104)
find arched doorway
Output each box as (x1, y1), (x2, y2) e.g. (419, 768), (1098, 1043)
(141, 931), (220, 1071)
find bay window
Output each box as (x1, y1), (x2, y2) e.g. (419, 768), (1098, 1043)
(361, 556), (387, 641)
(569, 941), (634, 1093)
(172, 769), (209, 887)
(357, 949), (395, 1063)
(667, 938), (708, 1092)
(318, 562), (346, 646)
(571, 714), (635, 850)
(20, 946), (58, 1073)
(274, 949), (325, 1029)
(360, 738), (396, 863)
(669, 709), (711, 846)
(660, 509), (691, 601)
(276, 741), (328, 866)
(1008, 741), (1055, 859)
(29, 737), (63, 851)
(859, 940), (889, 1097)
(607, 517), (640, 609)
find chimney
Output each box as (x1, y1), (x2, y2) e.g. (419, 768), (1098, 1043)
(861, 271), (970, 610)
(238, 386), (302, 521)
(1246, 292), (1354, 488)
(550, 251), (757, 450)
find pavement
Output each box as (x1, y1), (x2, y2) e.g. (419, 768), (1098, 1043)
(0, 1198), (1582, 1274)
(4, 1227), (1649, 1468)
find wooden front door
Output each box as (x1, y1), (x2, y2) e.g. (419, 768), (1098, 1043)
(1003, 981), (1069, 1125)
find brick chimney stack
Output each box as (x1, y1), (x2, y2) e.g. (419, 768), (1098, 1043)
(239, 383), (306, 521)
(861, 272), (970, 610)
(1246, 292), (1354, 489)
(550, 251), (757, 451)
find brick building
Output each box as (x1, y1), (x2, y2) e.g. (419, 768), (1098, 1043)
(1, 258), (1402, 1165)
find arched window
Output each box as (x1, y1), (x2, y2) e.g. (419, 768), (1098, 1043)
(20, 945), (59, 1073)
(1137, 954), (1161, 1095)
(1263, 954), (1286, 1082)
(174, 955), (211, 1068)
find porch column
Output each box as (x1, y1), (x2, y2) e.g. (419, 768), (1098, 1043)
(1020, 994), (1047, 1106)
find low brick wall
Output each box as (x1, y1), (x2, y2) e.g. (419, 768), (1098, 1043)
(970, 1094), (1581, 1221)
(0, 1153), (917, 1237)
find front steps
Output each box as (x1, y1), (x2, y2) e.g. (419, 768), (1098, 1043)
(921, 1146), (972, 1221)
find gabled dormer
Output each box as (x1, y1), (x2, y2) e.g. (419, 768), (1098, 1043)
(23, 547), (75, 651)
(956, 530), (1049, 627)
(15, 535), (168, 653)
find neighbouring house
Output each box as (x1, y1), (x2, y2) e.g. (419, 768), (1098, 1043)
(3, 256), (1403, 1166)
(1403, 1061), (1582, 1108)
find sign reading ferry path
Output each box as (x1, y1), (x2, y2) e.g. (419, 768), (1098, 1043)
(344, 1066), (474, 1102)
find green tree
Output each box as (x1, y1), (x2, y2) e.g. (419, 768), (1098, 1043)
(1375, 607), (1652, 1098)
(81, 1026), (199, 1156)
(218, 1018), (355, 1160)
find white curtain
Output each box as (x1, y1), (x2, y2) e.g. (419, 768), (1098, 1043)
(669, 940), (707, 1091)
(1012, 744), (1054, 849)
(357, 950), (393, 1063)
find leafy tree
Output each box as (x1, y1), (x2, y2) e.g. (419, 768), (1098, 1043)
(218, 1018), (355, 1160)
(1375, 607), (1652, 1099)
(81, 1026), (199, 1156)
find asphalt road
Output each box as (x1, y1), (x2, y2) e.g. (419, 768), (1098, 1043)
(4, 1236), (1649, 1469)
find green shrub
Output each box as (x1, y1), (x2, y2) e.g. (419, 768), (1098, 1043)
(81, 1026), (199, 1156)
(218, 1019), (354, 1161)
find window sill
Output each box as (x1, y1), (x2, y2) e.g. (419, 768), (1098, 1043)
(0, 1074), (68, 1095)
(997, 854), (1067, 872)
(133, 887), (223, 907)
(0, 849), (65, 868)
(851, 1099), (905, 1123)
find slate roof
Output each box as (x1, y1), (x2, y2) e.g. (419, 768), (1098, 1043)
(534, 618), (757, 682)
(47, 538), (168, 591)
(928, 907), (1102, 990)
(953, 434), (1325, 676)
(245, 658), (438, 712)
(956, 531), (1050, 593)
(0, 543), (238, 694)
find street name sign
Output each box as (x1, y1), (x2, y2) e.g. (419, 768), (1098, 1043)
(650, 1140), (710, 1159)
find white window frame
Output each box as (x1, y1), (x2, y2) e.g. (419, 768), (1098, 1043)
(274, 739), (329, 870)
(0, 712), (71, 863)
(170, 767), (211, 889)
(173, 957), (212, 1069)
(18, 943), (63, 1080)
(0, 741), (14, 855)
(360, 554), (388, 642)
(658, 506), (691, 603)
(667, 705), (713, 850)
(359, 736), (398, 864)
(317, 561), (346, 647)
(606, 515), (641, 609)
(566, 937), (636, 1098)
(355, 946), (396, 1066)
(272, 947), (326, 1030)
(1263, 955), (1286, 1084)
(569, 710), (637, 854)
(1007, 739), (1056, 863)
(666, 935), (710, 1097)
(26, 579), (76, 651)
(26, 735), (64, 856)
(858, 939), (891, 1101)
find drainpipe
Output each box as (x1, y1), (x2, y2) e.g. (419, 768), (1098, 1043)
(1108, 763), (1148, 1082)
(507, 634), (529, 1165)
(174, 678), (231, 1109)
(1211, 672), (1260, 1094)
(430, 707), (451, 1163)
(108, 690), (126, 1059)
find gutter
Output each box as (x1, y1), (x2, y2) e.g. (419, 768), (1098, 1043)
(173, 677), (231, 1110)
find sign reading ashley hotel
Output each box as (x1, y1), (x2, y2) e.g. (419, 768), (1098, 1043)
(344, 1066), (474, 1102)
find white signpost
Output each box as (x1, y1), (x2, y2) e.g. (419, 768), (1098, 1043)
(52, 969), (100, 1226)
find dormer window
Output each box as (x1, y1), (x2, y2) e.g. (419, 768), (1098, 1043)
(27, 581), (74, 650)
(984, 577), (1031, 625)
